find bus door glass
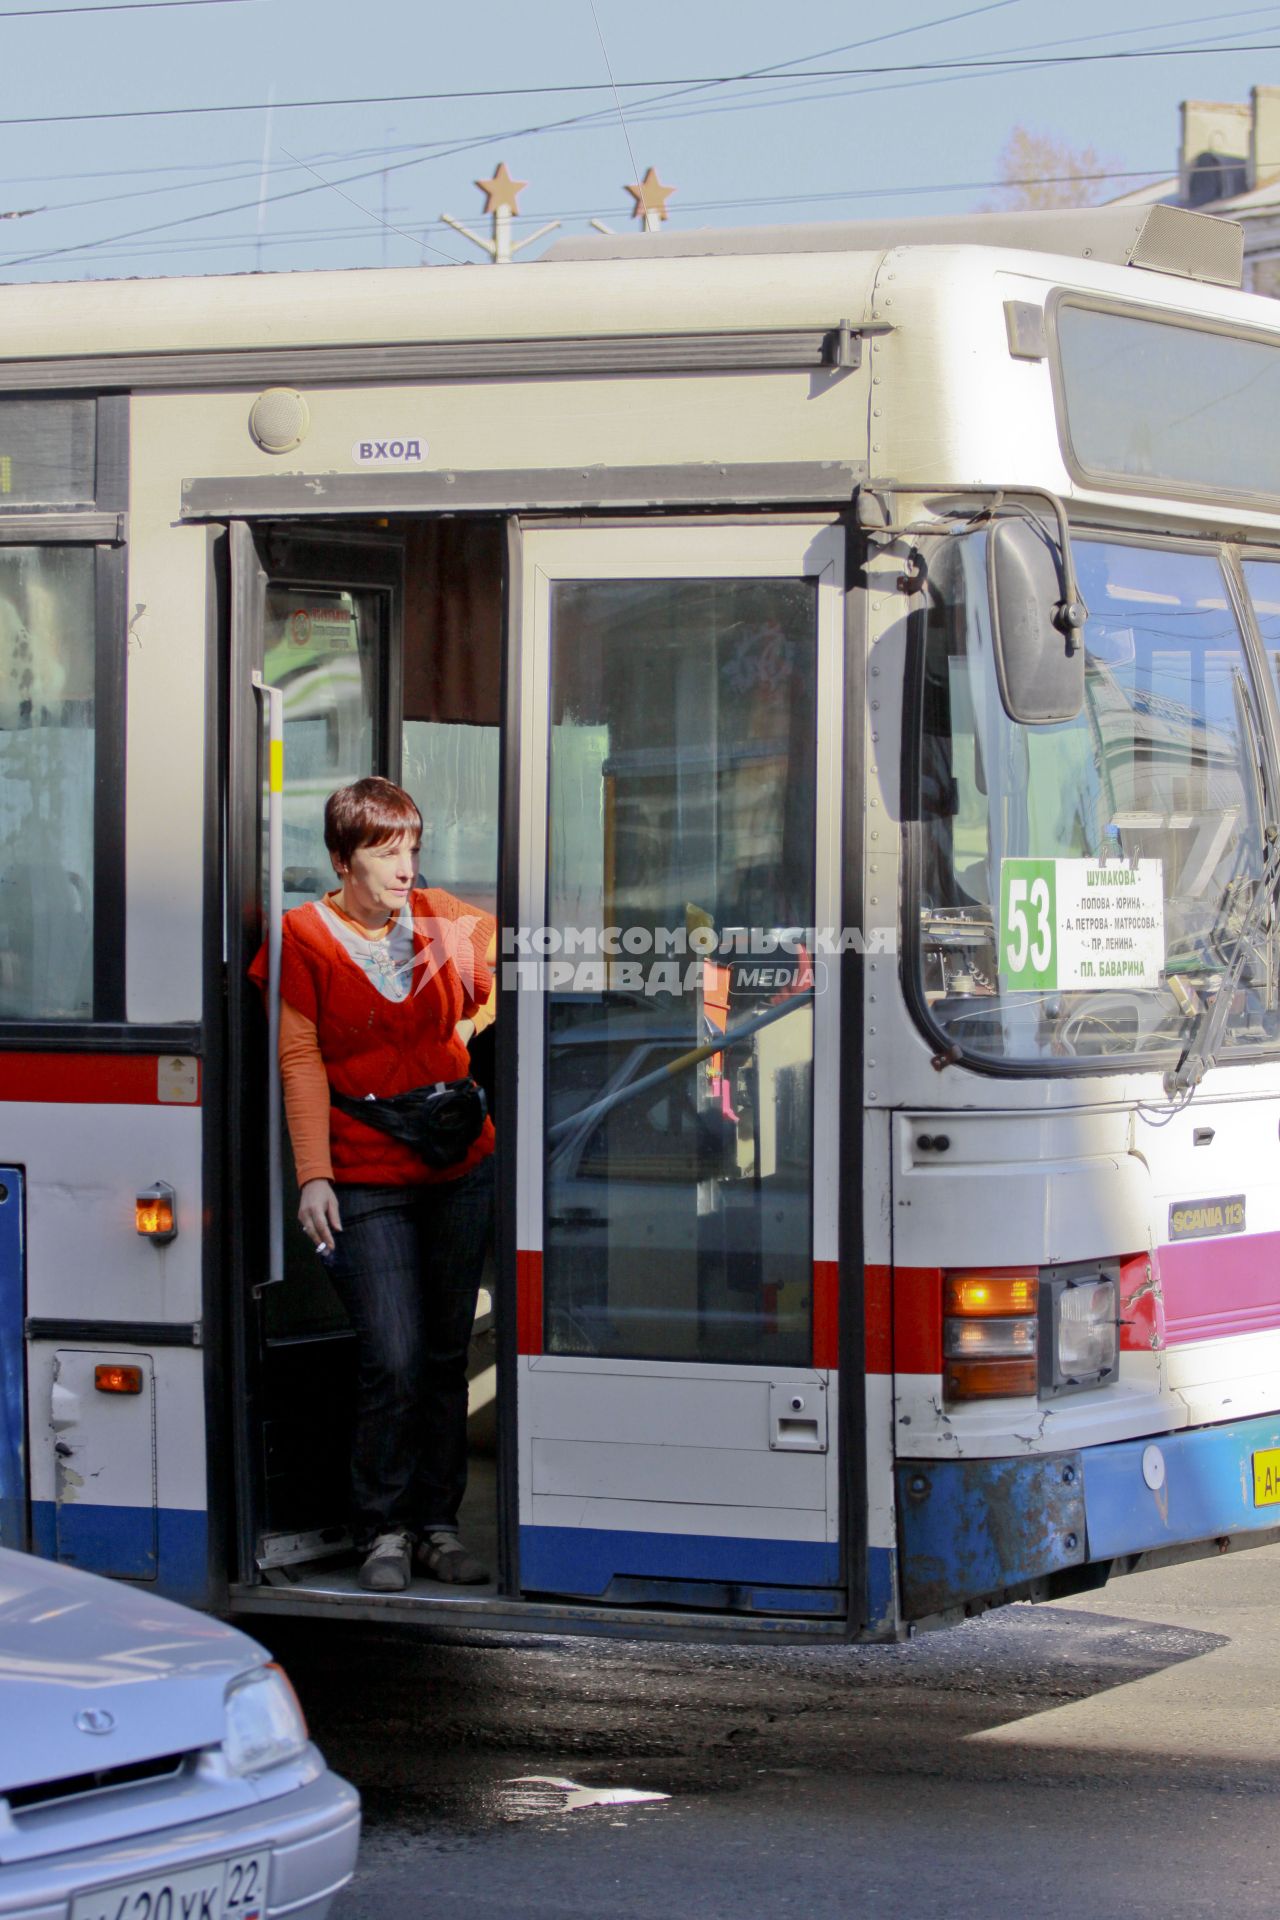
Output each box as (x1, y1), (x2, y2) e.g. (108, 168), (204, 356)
(229, 524), (401, 1558)
(264, 581), (384, 910)
(515, 524), (845, 1615)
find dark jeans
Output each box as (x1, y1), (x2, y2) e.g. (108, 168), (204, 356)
(324, 1156), (494, 1545)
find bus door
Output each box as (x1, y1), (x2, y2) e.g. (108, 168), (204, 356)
(227, 521), (404, 1573)
(0, 1167), (23, 1550)
(514, 524), (846, 1616)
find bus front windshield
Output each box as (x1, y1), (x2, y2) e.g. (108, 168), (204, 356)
(915, 534), (1279, 1068)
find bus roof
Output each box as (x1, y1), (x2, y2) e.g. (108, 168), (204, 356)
(543, 204), (1244, 289)
(0, 204), (1245, 370)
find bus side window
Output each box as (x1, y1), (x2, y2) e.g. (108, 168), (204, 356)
(0, 550), (97, 1020)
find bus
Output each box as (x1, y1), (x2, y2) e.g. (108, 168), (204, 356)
(3, 199), (1280, 1640)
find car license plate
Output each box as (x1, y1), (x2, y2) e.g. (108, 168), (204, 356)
(71, 1849), (269, 1920)
(1253, 1447), (1280, 1506)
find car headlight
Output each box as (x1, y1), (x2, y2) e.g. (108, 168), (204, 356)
(223, 1663), (309, 1776)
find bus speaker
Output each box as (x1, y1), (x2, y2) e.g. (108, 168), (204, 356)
(249, 388), (311, 454)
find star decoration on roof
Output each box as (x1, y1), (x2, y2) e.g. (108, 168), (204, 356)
(476, 162), (527, 216)
(625, 167), (676, 223)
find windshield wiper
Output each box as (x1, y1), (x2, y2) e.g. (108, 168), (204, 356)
(1165, 666), (1280, 1100)
(1165, 821), (1280, 1099)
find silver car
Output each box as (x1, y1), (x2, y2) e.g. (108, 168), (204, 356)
(0, 1546), (359, 1920)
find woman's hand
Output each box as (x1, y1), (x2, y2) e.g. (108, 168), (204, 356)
(298, 1178), (342, 1255)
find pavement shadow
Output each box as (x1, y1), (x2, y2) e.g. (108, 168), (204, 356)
(249, 1600), (1228, 1832)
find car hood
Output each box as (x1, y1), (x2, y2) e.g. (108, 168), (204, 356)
(0, 1548), (265, 1793)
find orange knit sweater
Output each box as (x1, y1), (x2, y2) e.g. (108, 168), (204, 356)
(252, 889), (497, 1186)
(281, 977), (496, 1185)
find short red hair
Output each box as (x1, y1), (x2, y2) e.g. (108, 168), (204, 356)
(324, 777), (422, 868)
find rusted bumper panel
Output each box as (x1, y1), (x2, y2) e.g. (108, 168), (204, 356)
(896, 1454), (1086, 1620)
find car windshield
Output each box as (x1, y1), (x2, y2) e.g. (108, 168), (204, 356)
(914, 534), (1279, 1068)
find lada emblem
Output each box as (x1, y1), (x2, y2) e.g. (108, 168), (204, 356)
(75, 1707), (115, 1735)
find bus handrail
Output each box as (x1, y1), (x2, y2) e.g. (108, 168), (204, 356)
(251, 671), (285, 1290)
(546, 989), (814, 1152)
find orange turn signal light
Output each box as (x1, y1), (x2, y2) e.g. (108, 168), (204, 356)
(95, 1364), (143, 1395)
(944, 1357), (1039, 1400)
(943, 1267), (1040, 1403)
(136, 1181), (177, 1244)
(943, 1269), (1038, 1316)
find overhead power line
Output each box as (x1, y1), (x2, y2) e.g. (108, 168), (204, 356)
(0, 1), (1268, 198)
(0, 78), (1192, 273)
(1, 2), (1270, 275)
(0, 35), (1278, 130)
(0, 169), (1185, 269)
(0, 0), (1027, 249)
(0, 0), (258, 14)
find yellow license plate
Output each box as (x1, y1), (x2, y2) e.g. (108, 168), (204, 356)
(1253, 1448), (1280, 1505)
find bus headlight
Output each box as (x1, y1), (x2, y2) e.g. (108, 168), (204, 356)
(223, 1663), (309, 1776)
(1040, 1273), (1119, 1395)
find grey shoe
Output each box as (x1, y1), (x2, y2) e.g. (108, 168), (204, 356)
(358, 1530), (413, 1592)
(415, 1531), (489, 1584)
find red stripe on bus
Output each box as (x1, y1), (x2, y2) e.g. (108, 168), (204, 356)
(813, 1260), (839, 1368)
(893, 1266), (944, 1376)
(864, 1263), (893, 1374)
(517, 1249), (544, 1356)
(0, 1053), (202, 1106)
(877, 1237), (1280, 1372)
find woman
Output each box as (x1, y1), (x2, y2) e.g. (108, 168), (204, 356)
(251, 776), (496, 1593)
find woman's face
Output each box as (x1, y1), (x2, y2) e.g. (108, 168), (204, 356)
(337, 828), (420, 924)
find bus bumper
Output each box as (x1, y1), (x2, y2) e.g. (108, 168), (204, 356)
(896, 1409), (1280, 1621)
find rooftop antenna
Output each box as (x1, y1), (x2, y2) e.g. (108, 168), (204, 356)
(590, 4), (642, 209)
(255, 84), (275, 272)
(440, 164), (559, 264)
(280, 143), (464, 265)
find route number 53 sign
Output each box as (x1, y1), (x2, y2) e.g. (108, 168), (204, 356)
(999, 857), (1165, 993)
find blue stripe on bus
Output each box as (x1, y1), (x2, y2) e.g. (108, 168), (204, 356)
(30, 1501), (208, 1605)
(0, 1169), (23, 1555)
(864, 1545), (896, 1634)
(520, 1524), (840, 1598)
(57, 1498), (156, 1581)
(1081, 1411), (1280, 1559)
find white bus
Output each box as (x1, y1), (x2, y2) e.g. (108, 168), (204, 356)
(3, 201), (1279, 1638)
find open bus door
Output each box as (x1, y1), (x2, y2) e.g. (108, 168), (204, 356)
(223, 511), (850, 1628)
(226, 519), (406, 1578)
(511, 523), (848, 1619)
(225, 514), (507, 1598)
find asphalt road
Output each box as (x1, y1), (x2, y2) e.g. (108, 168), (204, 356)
(252, 1545), (1280, 1920)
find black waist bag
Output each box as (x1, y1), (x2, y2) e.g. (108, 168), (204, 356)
(330, 1079), (488, 1170)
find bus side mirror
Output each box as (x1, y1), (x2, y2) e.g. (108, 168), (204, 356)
(987, 516), (1086, 726)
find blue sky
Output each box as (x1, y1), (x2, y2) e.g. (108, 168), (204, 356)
(1, 0), (1278, 280)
